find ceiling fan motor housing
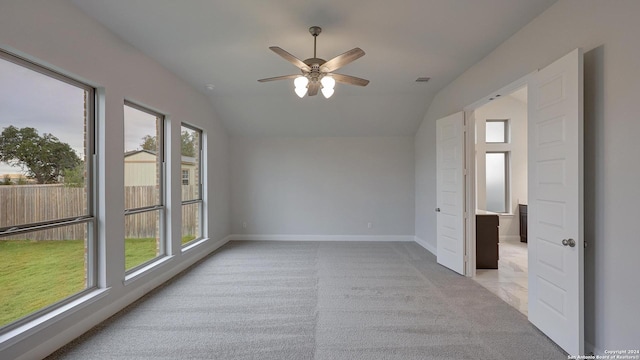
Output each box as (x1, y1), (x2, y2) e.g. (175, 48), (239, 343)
(303, 58), (327, 82)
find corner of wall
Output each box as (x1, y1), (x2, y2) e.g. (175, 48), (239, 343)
(414, 236), (436, 255)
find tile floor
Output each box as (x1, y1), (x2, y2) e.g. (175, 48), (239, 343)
(474, 240), (529, 315)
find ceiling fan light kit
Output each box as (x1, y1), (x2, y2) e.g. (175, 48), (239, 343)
(321, 86), (334, 98)
(321, 75), (335, 89)
(258, 26), (369, 99)
(294, 81), (308, 98)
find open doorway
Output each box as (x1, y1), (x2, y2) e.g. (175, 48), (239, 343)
(439, 49), (584, 353)
(471, 85), (529, 315)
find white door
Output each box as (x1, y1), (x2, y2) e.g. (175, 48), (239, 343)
(436, 111), (465, 275)
(528, 48), (584, 355)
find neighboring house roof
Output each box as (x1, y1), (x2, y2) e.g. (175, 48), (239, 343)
(181, 156), (195, 165)
(124, 149), (156, 157)
(124, 149), (195, 165)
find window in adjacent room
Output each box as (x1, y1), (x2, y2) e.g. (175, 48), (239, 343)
(485, 152), (509, 213)
(0, 50), (96, 330)
(486, 119), (509, 143)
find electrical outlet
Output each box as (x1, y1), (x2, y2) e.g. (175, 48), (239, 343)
(367, 222), (372, 229)
(242, 221), (247, 229)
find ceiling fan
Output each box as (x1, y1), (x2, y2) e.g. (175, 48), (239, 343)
(258, 26), (369, 98)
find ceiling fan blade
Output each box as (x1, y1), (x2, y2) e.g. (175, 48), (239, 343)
(258, 74), (300, 82)
(308, 81), (320, 96)
(321, 48), (365, 73)
(269, 46), (311, 71)
(332, 73), (370, 87)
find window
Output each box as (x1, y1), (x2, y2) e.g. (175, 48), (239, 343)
(0, 50), (95, 330)
(182, 169), (189, 185)
(124, 102), (165, 271)
(180, 124), (203, 246)
(485, 152), (509, 213)
(486, 120), (509, 143)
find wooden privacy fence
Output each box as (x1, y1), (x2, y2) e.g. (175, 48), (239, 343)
(0, 185), (199, 240)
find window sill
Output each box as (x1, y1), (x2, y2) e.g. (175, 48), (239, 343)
(0, 288), (110, 351)
(181, 237), (208, 253)
(124, 255), (174, 286)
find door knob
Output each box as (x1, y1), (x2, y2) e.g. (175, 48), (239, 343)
(435, 208), (441, 212)
(562, 238), (576, 247)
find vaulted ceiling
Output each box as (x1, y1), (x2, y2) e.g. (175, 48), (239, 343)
(70, 0), (556, 137)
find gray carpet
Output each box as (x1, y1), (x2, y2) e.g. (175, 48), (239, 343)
(48, 241), (566, 359)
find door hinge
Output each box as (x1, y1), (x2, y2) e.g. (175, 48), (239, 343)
(584, 240), (588, 248)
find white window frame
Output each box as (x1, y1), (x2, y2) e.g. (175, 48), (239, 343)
(180, 123), (204, 247)
(0, 49), (97, 332)
(123, 101), (166, 273)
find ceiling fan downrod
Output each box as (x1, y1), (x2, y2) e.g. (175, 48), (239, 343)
(309, 26), (322, 59)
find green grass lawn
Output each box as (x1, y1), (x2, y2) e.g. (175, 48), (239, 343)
(182, 234), (196, 245)
(127, 235), (198, 269)
(0, 236), (196, 328)
(125, 237), (159, 270)
(0, 239), (161, 327)
(0, 239), (86, 327)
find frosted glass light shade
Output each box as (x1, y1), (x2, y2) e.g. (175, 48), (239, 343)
(321, 87), (334, 98)
(295, 86), (307, 98)
(294, 76), (309, 89)
(321, 76), (335, 89)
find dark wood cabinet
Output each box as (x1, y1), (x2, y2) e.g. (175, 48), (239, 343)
(519, 204), (528, 243)
(476, 214), (499, 269)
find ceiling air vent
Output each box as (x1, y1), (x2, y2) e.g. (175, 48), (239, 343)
(415, 77), (431, 83)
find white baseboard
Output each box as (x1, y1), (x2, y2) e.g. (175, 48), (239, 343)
(414, 236), (436, 255)
(229, 234), (414, 242)
(500, 235), (522, 243)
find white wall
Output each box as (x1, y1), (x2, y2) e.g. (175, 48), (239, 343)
(475, 95), (528, 241)
(231, 137), (415, 239)
(0, 1), (230, 359)
(415, 0), (640, 352)
(414, 115), (435, 248)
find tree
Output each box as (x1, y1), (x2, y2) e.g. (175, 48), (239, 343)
(140, 135), (157, 152)
(0, 126), (81, 184)
(181, 131), (197, 157)
(138, 131), (197, 157)
(63, 163), (85, 187)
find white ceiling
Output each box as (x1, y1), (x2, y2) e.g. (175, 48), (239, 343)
(70, 0), (556, 137)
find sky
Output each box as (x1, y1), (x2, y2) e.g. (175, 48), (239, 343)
(124, 105), (159, 153)
(0, 57), (153, 177)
